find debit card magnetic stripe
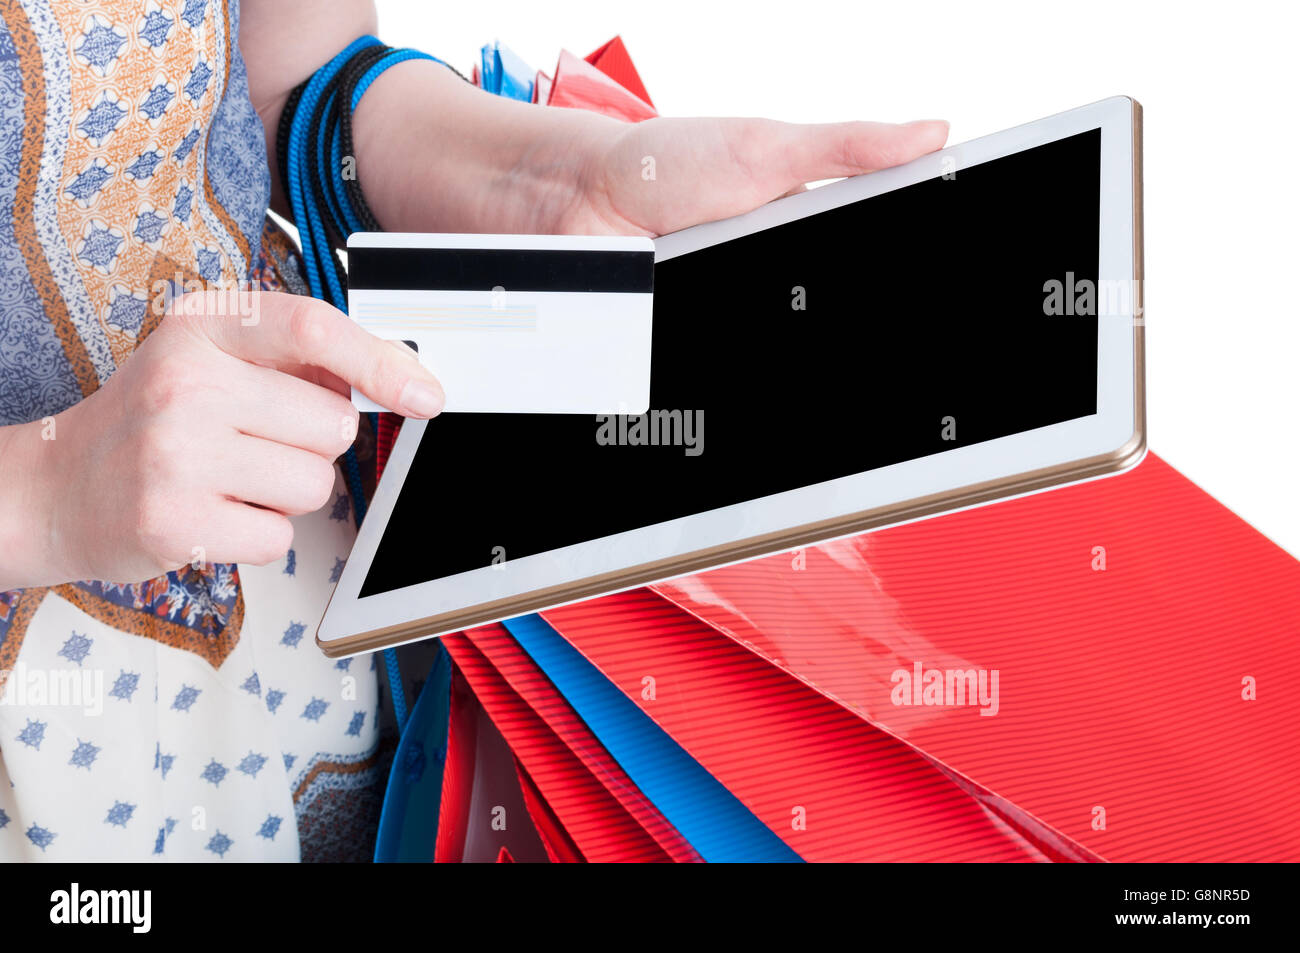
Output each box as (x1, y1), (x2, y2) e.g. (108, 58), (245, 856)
(348, 246), (654, 293)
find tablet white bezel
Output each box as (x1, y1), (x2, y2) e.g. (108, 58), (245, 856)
(318, 96), (1143, 656)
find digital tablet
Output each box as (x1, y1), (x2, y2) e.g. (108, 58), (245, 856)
(317, 95), (1145, 658)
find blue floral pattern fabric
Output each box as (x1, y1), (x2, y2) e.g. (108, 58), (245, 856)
(0, 0), (384, 861)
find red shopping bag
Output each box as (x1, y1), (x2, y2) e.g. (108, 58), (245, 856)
(644, 453), (1300, 862)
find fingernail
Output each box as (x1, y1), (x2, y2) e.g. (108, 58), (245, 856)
(399, 379), (444, 418)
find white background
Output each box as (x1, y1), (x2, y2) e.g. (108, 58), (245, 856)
(372, 0), (1300, 558)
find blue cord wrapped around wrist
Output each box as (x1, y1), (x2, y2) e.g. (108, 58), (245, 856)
(275, 36), (459, 731)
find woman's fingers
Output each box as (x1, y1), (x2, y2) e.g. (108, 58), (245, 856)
(196, 499), (296, 566)
(181, 290), (446, 417)
(227, 355), (360, 459)
(774, 119), (950, 189)
(220, 432), (340, 517)
(598, 116), (950, 237)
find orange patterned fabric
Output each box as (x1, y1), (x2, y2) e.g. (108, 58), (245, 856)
(0, 2), (385, 862)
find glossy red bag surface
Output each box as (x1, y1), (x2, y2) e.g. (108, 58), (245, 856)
(547, 49), (657, 122)
(584, 36), (654, 108)
(542, 590), (1099, 861)
(642, 453), (1300, 861)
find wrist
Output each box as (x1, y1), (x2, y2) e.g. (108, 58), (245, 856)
(0, 411), (78, 590)
(352, 57), (624, 234)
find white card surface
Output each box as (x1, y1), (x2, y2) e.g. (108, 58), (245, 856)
(346, 233), (654, 414)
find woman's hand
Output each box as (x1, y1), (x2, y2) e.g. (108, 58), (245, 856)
(558, 116), (951, 237)
(246, 1), (949, 233)
(329, 54), (949, 239)
(0, 291), (444, 589)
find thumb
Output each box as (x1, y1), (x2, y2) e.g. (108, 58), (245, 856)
(173, 289), (446, 418)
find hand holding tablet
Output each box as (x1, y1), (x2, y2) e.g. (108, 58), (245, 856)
(319, 96), (1145, 657)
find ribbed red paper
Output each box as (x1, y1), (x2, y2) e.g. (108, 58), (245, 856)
(457, 624), (703, 862)
(443, 632), (674, 862)
(649, 453), (1300, 862)
(513, 761), (584, 863)
(541, 591), (1094, 862)
(375, 413), (399, 476)
(433, 667), (478, 864)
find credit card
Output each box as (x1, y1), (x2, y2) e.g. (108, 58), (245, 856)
(346, 232), (654, 414)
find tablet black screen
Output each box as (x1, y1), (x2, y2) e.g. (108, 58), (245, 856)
(360, 128), (1101, 596)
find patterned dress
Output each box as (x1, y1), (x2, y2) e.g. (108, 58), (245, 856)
(0, 0), (386, 861)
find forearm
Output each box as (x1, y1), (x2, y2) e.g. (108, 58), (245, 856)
(349, 59), (621, 234)
(241, 0), (621, 234)
(239, 1), (948, 243)
(0, 418), (69, 591)
(242, 0), (378, 218)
